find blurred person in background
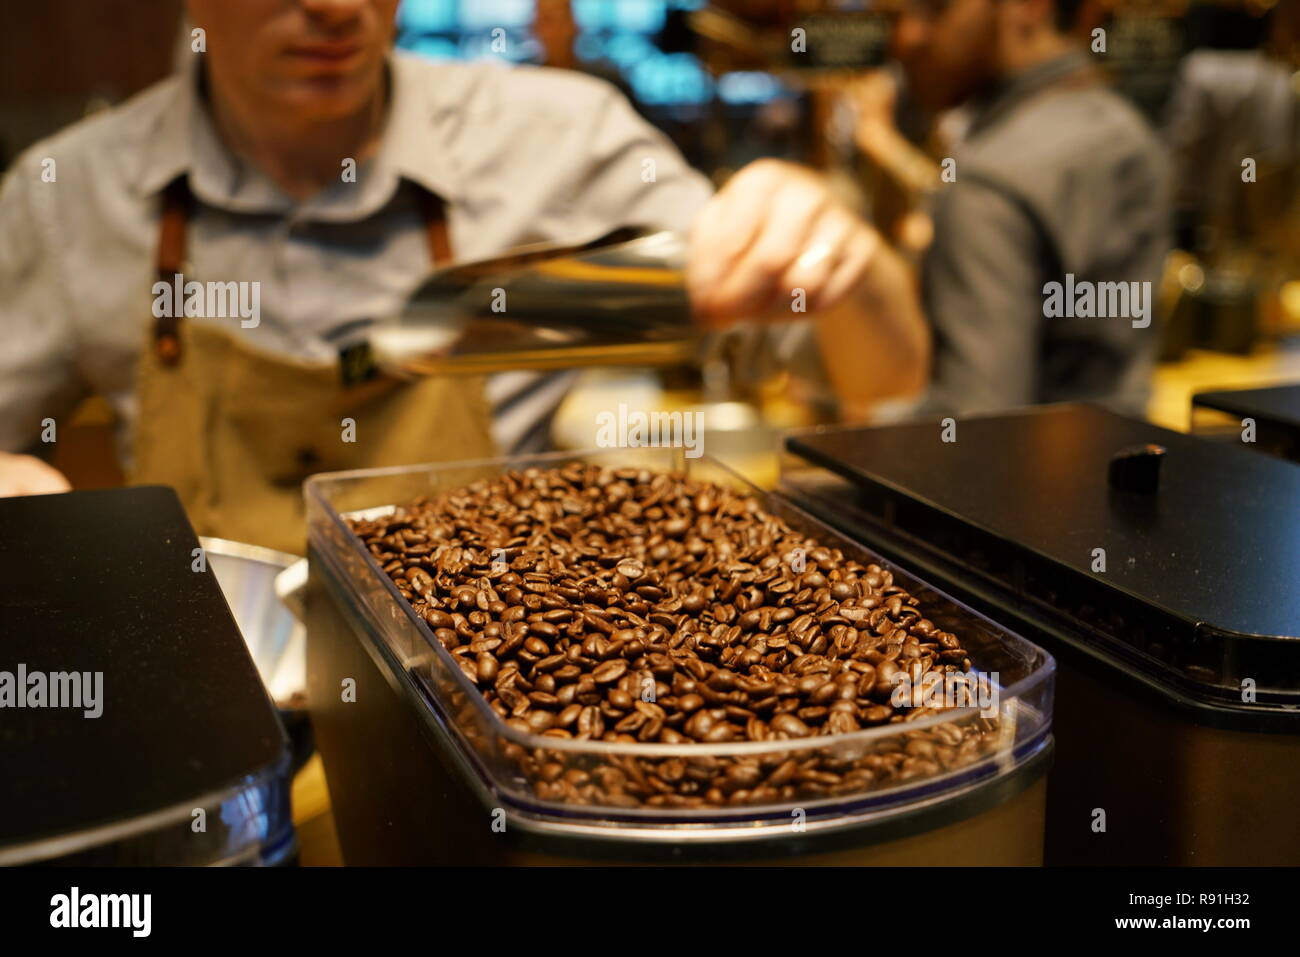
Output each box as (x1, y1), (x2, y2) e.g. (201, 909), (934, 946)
(825, 0), (1172, 417)
(1163, 0), (1299, 262)
(0, 0), (927, 550)
(533, 0), (582, 71)
(841, 65), (949, 263)
(532, 0), (638, 106)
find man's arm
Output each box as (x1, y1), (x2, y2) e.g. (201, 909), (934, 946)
(0, 153), (81, 494)
(550, 103), (934, 416)
(687, 159), (930, 415)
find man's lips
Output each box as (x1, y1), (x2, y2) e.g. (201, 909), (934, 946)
(286, 41), (366, 65)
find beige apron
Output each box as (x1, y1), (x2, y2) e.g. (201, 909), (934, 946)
(130, 178), (497, 555)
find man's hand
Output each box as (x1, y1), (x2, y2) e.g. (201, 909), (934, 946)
(686, 158), (931, 417)
(0, 452), (71, 497)
(687, 159), (882, 326)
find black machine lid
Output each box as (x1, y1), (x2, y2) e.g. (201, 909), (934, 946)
(1193, 383), (1300, 432)
(0, 486), (287, 857)
(784, 404), (1300, 709)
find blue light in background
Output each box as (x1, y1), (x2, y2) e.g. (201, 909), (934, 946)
(457, 0), (534, 30)
(601, 33), (658, 69)
(717, 71), (786, 105)
(396, 0), (776, 107)
(573, 0), (666, 32)
(404, 35), (461, 60)
(457, 32), (534, 62)
(627, 52), (711, 105)
(397, 0), (458, 32)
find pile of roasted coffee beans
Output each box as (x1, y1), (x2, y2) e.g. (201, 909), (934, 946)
(350, 463), (1000, 808)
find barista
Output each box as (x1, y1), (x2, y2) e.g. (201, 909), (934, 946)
(818, 0), (1173, 417)
(0, 0), (927, 552)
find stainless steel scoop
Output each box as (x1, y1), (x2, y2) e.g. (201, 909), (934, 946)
(369, 227), (700, 377)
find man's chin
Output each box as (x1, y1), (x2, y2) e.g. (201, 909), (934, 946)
(277, 76), (379, 120)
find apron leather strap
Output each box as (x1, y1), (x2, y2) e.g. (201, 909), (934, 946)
(153, 178), (192, 365)
(417, 188), (453, 265)
(151, 178), (453, 365)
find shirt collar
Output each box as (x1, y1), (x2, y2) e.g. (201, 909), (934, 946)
(135, 60), (196, 199)
(382, 52), (466, 202)
(967, 48), (1094, 137)
(134, 51), (460, 218)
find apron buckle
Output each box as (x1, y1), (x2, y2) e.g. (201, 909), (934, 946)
(153, 308), (183, 364)
(337, 339), (380, 388)
(154, 316), (183, 365)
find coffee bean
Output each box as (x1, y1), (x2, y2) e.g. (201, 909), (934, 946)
(684, 709), (716, 739)
(476, 652), (499, 683)
(874, 660), (901, 700)
(577, 705), (605, 738)
(703, 722), (736, 742)
(768, 759), (799, 787)
(526, 710), (555, 732)
(608, 688), (633, 710)
(725, 763), (763, 790)
(677, 693), (704, 713)
(616, 559), (645, 580)
(351, 464), (984, 811)
(422, 608), (453, 629)
(592, 660), (628, 684)
(770, 714), (812, 738)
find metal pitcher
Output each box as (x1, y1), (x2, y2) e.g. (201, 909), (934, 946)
(368, 227), (698, 377)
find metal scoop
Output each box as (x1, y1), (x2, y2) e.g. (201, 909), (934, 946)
(369, 227), (699, 377)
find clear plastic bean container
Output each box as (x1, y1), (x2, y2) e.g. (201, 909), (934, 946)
(304, 449), (1055, 865)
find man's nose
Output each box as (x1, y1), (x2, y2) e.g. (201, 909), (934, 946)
(299, 0), (369, 26)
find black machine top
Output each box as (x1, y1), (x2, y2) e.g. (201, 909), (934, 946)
(1193, 383), (1300, 431)
(784, 404), (1300, 707)
(0, 486), (286, 851)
